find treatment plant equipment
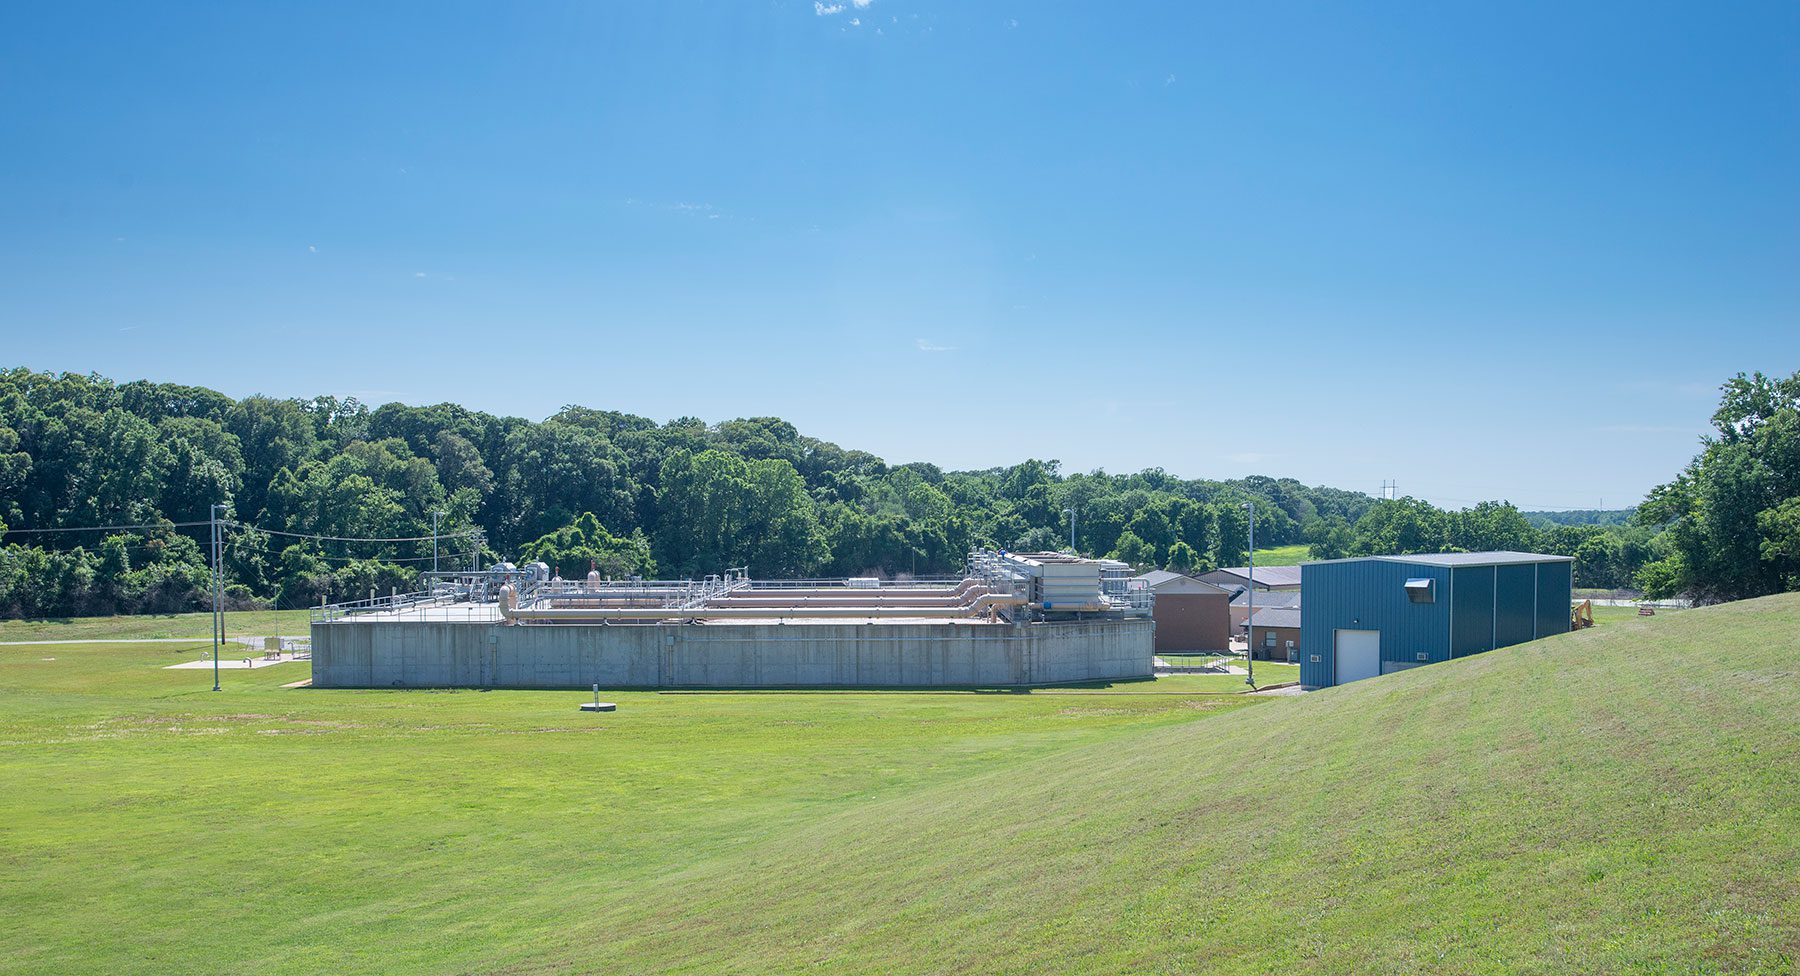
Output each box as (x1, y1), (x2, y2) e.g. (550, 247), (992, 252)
(309, 550), (1154, 689)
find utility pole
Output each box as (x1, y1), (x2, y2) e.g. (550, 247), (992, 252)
(1064, 507), (1076, 553)
(1244, 500), (1255, 689)
(210, 503), (224, 692)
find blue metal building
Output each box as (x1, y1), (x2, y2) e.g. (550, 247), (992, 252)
(1298, 552), (1573, 688)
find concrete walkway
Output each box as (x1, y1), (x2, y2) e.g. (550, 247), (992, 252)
(165, 653), (309, 670)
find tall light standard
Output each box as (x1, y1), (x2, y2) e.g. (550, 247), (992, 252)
(1064, 507), (1077, 553)
(210, 502), (225, 692)
(431, 509), (445, 574)
(1244, 500), (1255, 688)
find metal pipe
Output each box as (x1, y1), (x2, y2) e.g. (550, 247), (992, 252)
(501, 592), (1028, 624)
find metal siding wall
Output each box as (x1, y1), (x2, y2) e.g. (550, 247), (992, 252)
(1494, 563), (1537, 648)
(1300, 560), (1451, 687)
(1536, 561), (1573, 637)
(1451, 566), (1495, 656)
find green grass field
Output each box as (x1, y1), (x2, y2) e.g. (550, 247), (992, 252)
(3, 597), (1795, 974)
(0, 608), (314, 643)
(1249, 543), (1312, 566)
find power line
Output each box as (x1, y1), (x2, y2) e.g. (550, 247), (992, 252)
(1, 520), (212, 536)
(226, 522), (470, 544)
(222, 536), (465, 564)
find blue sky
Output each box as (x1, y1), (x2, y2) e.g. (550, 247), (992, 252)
(2, 2), (1795, 511)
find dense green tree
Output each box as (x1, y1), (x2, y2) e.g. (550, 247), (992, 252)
(1306, 516), (1355, 561)
(1109, 530), (1158, 568)
(1165, 540), (1206, 573)
(1350, 497), (1447, 555)
(1214, 504), (1249, 568)
(521, 513), (656, 579)
(0, 364), (1740, 617)
(1444, 501), (1538, 553)
(1637, 371), (1800, 601)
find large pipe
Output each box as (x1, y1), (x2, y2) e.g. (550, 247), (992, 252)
(536, 589), (992, 610)
(501, 592), (1028, 624)
(724, 583), (982, 599)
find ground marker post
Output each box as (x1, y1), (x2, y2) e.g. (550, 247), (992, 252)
(580, 684), (616, 713)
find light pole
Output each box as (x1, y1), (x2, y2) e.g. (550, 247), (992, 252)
(431, 509), (444, 574)
(1064, 507), (1076, 553)
(210, 503), (225, 692)
(1244, 501), (1255, 688)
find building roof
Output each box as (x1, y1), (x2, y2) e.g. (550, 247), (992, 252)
(1306, 551), (1574, 569)
(1132, 570), (1230, 594)
(1230, 589), (1301, 609)
(1249, 607), (1303, 629)
(1208, 565), (1305, 587)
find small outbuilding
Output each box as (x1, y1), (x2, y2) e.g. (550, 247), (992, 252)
(1134, 570), (1232, 652)
(1229, 588), (1301, 632)
(1248, 606), (1302, 662)
(1299, 551), (1573, 688)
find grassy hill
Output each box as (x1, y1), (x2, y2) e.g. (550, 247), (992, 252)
(1250, 543), (1312, 566)
(1, 597), (1795, 973)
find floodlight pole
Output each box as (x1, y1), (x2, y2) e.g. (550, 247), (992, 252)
(432, 509), (443, 574)
(210, 503), (224, 692)
(1244, 501), (1255, 689)
(1064, 507), (1076, 553)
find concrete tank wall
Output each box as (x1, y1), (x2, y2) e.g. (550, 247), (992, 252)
(310, 619), (1153, 689)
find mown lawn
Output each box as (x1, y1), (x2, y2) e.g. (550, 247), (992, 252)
(0, 639), (1258, 975)
(2, 597), (1794, 974)
(1249, 544), (1311, 566)
(0, 608), (314, 643)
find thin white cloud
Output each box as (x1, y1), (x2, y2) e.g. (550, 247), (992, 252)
(814, 1), (844, 14)
(849, 17), (860, 26)
(916, 339), (956, 353)
(853, 0), (872, 7)
(308, 245), (317, 253)
(1008, 18), (1019, 28)
(673, 202), (725, 220)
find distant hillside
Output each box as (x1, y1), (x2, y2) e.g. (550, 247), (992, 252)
(569, 594), (1800, 973)
(1523, 508), (1636, 528)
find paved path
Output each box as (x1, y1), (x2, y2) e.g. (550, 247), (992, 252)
(165, 653), (309, 670)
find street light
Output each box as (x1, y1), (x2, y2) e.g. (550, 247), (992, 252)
(1244, 501), (1255, 689)
(1063, 507), (1077, 553)
(431, 509), (445, 574)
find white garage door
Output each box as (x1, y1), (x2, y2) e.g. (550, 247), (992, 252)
(1335, 629), (1381, 685)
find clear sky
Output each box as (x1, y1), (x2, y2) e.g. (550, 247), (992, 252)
(2, 2), (1795, 511)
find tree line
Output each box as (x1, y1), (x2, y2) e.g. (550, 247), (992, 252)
(0, 367), (1794, 617)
